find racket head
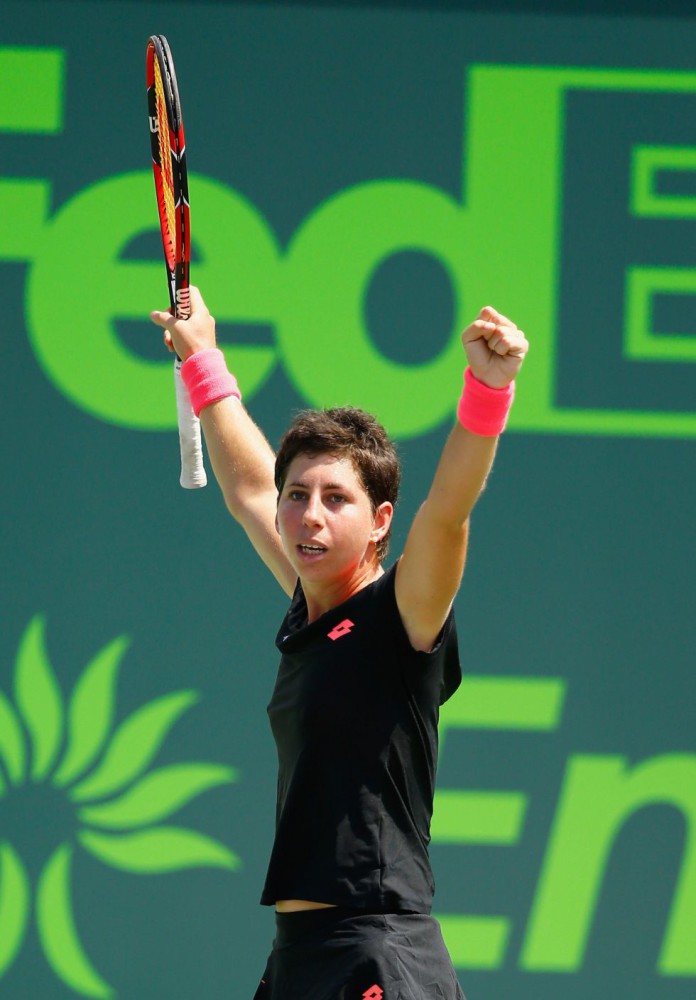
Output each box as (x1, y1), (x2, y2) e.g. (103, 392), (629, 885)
(146, 34), (190, 319)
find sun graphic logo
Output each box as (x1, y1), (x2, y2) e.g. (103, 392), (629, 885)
(0, 615), (240, 998)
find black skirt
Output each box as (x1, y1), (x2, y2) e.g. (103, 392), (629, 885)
(253, 907), (466, 1000)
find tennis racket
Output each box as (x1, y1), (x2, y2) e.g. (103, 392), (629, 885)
(146, 34), (206, 489)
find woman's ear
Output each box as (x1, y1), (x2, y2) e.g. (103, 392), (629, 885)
(371, 501), (394, 544)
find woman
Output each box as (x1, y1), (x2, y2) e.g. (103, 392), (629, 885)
(151, 288), (528, 1000)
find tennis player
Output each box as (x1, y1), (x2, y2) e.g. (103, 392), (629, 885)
(151, 287), (528, 1000)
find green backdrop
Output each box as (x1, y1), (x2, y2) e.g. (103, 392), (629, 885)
(1, 1), (694, 997)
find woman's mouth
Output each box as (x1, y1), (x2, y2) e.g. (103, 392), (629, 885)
(298, 544), (327, 557)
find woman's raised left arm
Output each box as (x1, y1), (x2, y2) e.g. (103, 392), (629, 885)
(395, 306), (528, 651)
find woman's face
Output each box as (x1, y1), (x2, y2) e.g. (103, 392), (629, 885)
(276, 452), (391, 585)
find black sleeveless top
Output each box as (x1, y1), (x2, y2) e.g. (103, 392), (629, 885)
(260, 563), (461, 912)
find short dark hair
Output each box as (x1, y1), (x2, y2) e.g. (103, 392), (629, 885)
(275, 407), (401, 561)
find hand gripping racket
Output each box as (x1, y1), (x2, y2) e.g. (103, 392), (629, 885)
(146, 34), (206, 488)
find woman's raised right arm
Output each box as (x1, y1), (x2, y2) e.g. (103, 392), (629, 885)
(151, 286), (297, 596)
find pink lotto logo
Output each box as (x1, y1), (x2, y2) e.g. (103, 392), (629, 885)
(362, 986), (383, 1000)
(327, 619), (355, 641)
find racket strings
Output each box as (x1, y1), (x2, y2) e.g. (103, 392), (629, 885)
(153, 57), (177, 258)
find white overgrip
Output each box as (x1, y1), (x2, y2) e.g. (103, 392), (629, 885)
(174, 358), (207, 489)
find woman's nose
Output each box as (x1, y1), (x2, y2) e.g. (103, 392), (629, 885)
(303, 494), (323, 526)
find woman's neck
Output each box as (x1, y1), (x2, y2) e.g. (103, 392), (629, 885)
(303, 559), (384, 623)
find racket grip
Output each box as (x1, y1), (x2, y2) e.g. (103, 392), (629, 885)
(174, 358), (207, 489)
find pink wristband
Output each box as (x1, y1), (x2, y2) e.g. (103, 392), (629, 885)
(180, 348), (241, 417)
(457, 367), (515, 436)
